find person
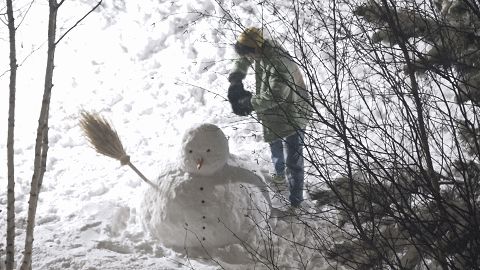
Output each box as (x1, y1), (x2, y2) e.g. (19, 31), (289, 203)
(227, 27), (311, 208)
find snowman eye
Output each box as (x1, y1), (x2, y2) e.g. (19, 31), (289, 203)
(206, 149), (211, 152)
(188, 150), (193, 153)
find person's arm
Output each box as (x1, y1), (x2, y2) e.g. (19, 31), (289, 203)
(228, 56), (251, 83)
(227, 56), (254, 116)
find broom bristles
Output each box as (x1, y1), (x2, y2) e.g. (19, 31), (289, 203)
(79, 110), (157, 189)
(79, 111), (129, 165)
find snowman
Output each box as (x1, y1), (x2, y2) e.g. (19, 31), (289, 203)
(140, 123), (271, 254)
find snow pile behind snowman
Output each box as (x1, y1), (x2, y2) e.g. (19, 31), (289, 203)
(141, 123), (271, 257)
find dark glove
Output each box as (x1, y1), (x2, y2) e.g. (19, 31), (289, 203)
(228, 82), (246, 103)
(233, 93), (253, 116)
(227, 82), (253, 116)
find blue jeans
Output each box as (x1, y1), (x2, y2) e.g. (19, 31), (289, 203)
(269, 130), (305, 207)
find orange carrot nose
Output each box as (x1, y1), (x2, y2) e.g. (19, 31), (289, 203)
(196, 158), (204, 170)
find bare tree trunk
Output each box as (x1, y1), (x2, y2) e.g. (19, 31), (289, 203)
(5, 0), (17, 269)
(19, 1), (58, 268)
(377, 0), (440, 195)
(18, 1), (102, 268)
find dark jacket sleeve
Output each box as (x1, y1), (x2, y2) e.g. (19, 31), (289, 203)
(228, 57), (251, 83)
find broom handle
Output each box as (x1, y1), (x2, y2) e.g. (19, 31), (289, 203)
(127, 162), (158, 189)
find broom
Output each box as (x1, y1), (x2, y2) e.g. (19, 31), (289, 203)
(79, 110), (157, 189)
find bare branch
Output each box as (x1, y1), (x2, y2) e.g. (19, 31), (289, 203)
(55, 0), (102, 45)
(15, 0), (35, 30)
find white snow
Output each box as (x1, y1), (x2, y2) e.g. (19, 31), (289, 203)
(0, 0), (334, 269)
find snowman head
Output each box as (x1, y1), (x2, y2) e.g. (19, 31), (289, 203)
(180, 123), (229, 176)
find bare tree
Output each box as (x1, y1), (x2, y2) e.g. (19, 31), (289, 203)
(5, 0), (17, 269)
(3, 1), (103, 269)
(209, 0), (480, 269)
(18, 1), (58, 268)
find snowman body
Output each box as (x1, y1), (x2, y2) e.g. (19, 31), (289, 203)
(142, 165), (268, 249)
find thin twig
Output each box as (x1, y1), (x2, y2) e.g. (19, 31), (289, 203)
(55, 0), (102, 45)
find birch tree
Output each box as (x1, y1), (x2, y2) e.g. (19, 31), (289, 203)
(20, 1), (103, 267)
(3, 0), (101, 269)
(5, 0), (17, 269)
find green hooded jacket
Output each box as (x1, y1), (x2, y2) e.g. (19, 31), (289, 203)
(229, 40), (311, 142)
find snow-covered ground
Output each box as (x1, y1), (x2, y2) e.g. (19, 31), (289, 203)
(0, 0), (338, 269)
